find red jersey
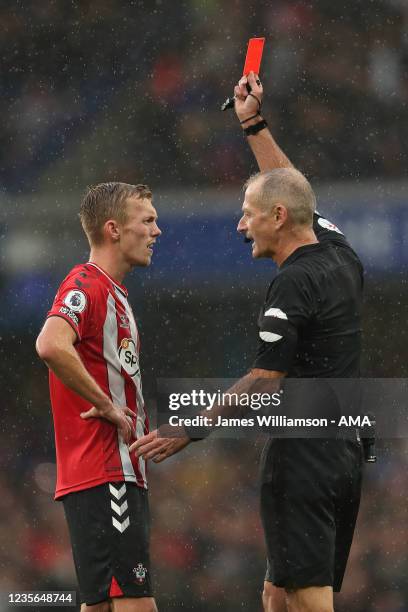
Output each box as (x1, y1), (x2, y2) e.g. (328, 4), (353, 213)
(47, 262), (148, 499)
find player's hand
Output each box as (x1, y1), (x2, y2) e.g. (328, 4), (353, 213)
(129, 428), (191, 463)
(80, 401), (136, 444)
(234, 71), (263, 122)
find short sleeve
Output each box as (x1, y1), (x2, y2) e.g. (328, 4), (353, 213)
(47, 277), (94, 341)
(313, 212), (363, 280)
(252, 271), (315, 372)
(313, 212), (350, 248)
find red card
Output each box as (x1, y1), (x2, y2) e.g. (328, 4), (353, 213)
(243, 37), (265, 76)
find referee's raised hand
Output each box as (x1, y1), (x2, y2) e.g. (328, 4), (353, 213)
(234, 71), (263, 123)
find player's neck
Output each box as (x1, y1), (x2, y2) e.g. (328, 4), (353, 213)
(88, 250), (128, 285)
(275, 229), (318, 267)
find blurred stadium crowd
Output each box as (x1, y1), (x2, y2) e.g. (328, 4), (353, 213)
(1, 0), (408, 610)
(1, 0), (408, 193)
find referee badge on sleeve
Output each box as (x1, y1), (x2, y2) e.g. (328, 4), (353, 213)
(317, 216), (344, 235)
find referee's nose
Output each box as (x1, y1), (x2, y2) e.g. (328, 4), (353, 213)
(237, 215), (247, 234)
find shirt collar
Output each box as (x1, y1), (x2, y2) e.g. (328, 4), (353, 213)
(280, 242), (323, 269)
(86, 262), (128, 297)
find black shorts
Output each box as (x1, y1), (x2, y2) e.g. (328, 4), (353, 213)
(62, 482), (153, 605)
(260, 438), (363, 592)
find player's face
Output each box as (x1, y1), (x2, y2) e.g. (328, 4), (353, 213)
(237, 184), (278, 259)
(119, 197), (161, 267)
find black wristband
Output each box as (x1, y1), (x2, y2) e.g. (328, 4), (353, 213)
(240, 112), (260, 125)
(244, 119), (268, 136)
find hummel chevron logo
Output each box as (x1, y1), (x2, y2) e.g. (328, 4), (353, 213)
(111, 500), (128, 516)
(112, 516), (130, 533)
(109, 483), (126, 500)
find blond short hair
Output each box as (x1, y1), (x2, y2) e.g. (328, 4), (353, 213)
(79, 182), (152, 245)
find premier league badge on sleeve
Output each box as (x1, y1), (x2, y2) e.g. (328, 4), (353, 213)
(64, 290), (87, 313)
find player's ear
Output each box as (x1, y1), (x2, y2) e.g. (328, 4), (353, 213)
(104, 219), (120, 242)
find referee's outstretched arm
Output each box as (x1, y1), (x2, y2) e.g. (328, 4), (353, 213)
(234, 71), (294, 172)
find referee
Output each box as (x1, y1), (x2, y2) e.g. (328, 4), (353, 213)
(133, 73), (364, 612)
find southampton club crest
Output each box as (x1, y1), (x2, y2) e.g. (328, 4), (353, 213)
(133, 563), (147, 584)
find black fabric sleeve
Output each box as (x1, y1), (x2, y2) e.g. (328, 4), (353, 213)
(252, 270), (315, 372)
(313, 212), (364, 281)
(313, 211), (351, 248)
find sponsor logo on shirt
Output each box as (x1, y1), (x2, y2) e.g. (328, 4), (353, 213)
(59, 306), (79, 326)
(64, 290), (87, 312)
(118, 338), (140, 377)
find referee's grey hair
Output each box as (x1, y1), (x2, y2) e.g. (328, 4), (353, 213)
(245, 168), (316, 226)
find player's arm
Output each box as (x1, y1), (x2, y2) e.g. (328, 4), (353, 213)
(234, 71), (294, 171)
(36, 316), (135, 442)
(184, 367), (285, 431)
(130, 368), (285, 463)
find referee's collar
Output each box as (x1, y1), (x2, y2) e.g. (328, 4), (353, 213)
(280, 242), (324, 268)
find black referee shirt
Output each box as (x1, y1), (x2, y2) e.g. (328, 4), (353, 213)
(253, 212), (363, 378)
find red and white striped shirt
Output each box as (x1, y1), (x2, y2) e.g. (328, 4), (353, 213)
(47, 262), (148, 499)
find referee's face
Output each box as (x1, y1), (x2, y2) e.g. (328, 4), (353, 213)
(119, 197), (161, 267)
(238, 185), (278, 259)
